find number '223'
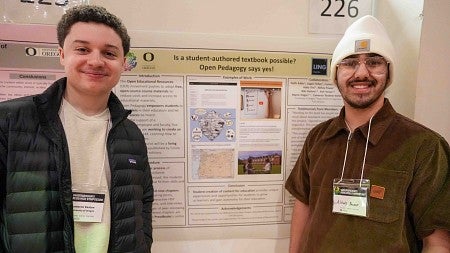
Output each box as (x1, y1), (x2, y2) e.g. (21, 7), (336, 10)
(20, 0), (68, 6)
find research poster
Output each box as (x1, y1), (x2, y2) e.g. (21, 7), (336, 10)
(0, 25), (343, 240)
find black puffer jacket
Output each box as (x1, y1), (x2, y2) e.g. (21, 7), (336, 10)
(0, 78), (153, 253)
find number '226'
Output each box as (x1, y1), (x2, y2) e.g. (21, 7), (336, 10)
(321, 0), (359, 18)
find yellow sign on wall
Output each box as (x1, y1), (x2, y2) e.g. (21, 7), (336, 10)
(125, 48), (331, 77)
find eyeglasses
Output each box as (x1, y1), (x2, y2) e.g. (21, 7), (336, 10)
(337, 56), (388, 74)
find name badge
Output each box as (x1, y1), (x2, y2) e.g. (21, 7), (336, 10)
(332, 178), (370, 217)
(72, 192), (105, 222)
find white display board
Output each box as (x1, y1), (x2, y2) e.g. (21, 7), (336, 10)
(0, 23), (342, 245)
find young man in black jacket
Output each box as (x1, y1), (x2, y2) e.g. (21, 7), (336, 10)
(0, 5), (153, 253)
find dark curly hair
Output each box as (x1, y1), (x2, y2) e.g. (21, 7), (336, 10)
(57, 5), (130, 55)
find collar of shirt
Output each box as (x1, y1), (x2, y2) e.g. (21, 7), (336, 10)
(321, 98), (397, 146)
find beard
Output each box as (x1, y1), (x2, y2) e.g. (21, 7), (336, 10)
(338, 78), (387, 109)
(342, 90), (385, 109)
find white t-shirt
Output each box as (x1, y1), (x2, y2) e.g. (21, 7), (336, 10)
(60, 99), (111, 253)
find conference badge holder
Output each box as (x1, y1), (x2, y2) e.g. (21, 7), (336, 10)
(72, 185), (106, 223)
(332, 178), (370, 217)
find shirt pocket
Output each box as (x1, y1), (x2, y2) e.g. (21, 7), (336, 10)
(365, 165), (410, 223)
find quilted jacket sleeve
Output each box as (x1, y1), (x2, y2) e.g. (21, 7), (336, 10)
(142, 156), (154, 250)
(0, 102), (10, 253)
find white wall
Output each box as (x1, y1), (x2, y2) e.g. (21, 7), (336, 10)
(415, 0), (450, 142)
(374, 0), (424, 118)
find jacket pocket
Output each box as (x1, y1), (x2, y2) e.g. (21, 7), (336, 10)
(365, 165), (409, 223)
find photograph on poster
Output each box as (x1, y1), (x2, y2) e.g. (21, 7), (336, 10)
(237, 150), (282, 175)
(240, 87), (282, 120)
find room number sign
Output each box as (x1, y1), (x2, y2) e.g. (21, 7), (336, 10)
(309, 0), (373, 34)
(19, 0), (69, 6)
(4, 0), (89, 23)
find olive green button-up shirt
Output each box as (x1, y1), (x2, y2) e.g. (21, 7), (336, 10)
(286, 99), (450, 253)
